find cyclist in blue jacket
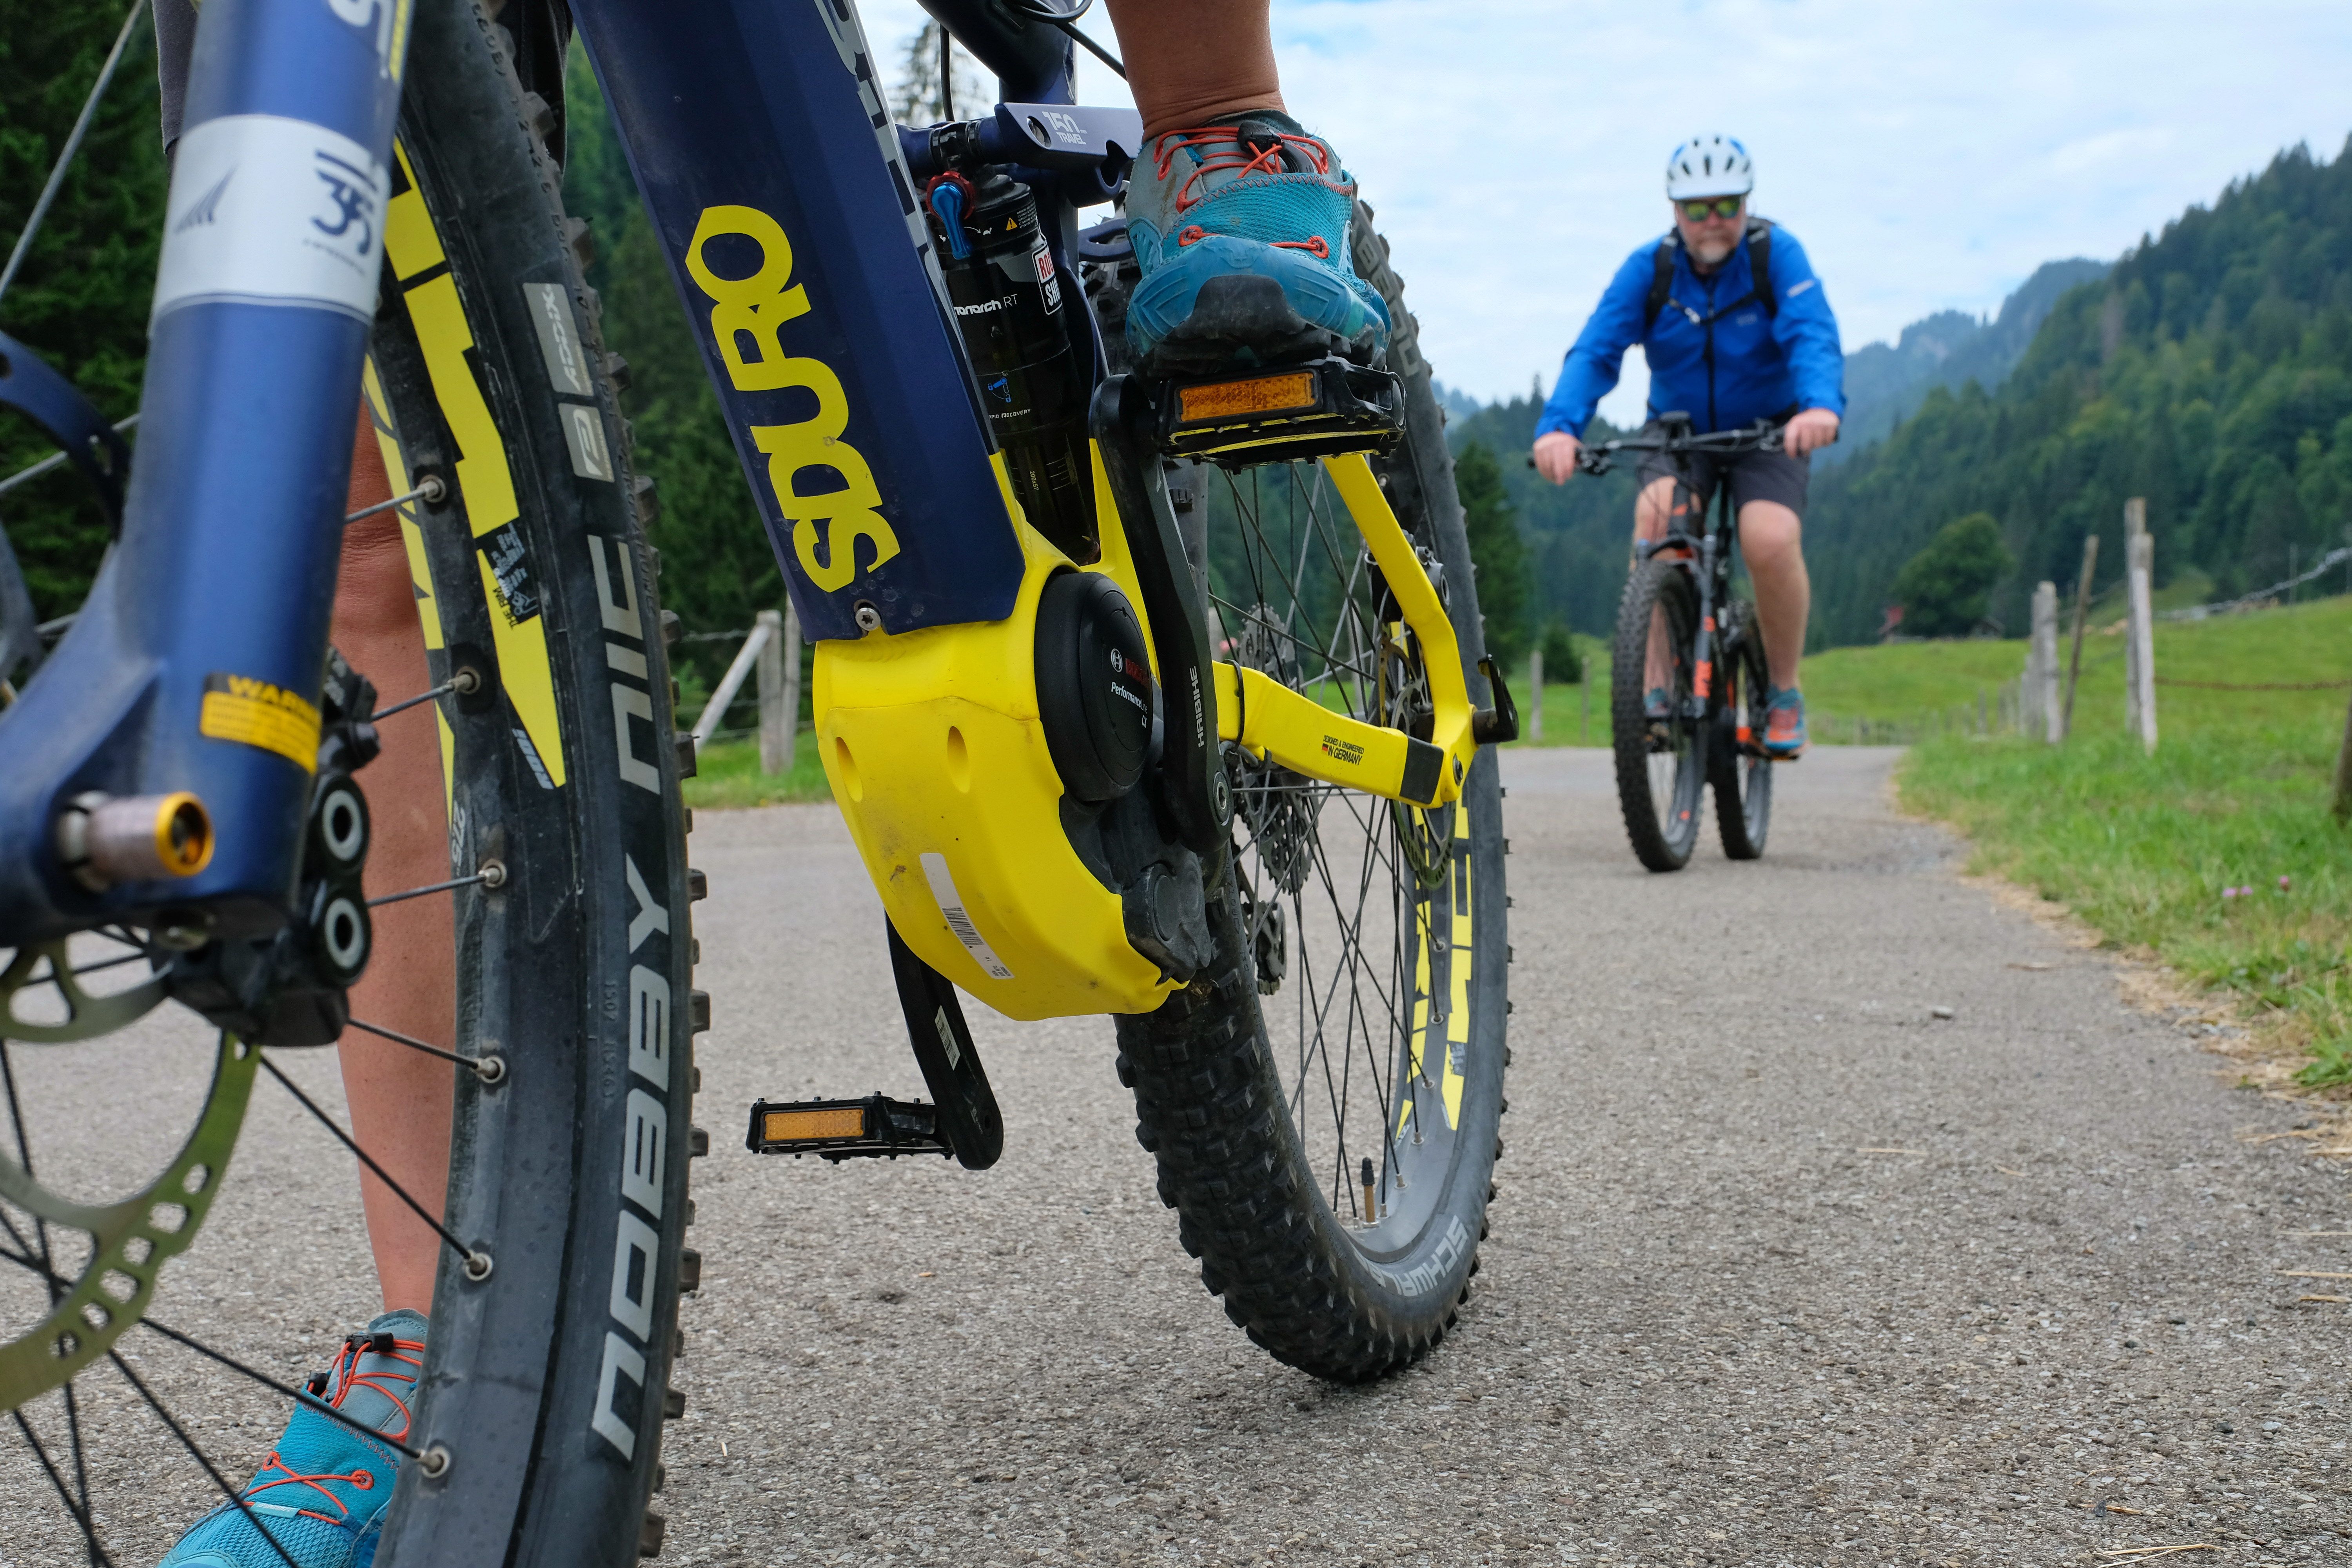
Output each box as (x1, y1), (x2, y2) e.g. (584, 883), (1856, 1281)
(1530, 135), (1844, 757)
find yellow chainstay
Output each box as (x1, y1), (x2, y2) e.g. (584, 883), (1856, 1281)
(1214, 453), (1475, 809)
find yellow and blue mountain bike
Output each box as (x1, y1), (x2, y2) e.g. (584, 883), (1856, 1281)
(0, 0), (1514, 1560)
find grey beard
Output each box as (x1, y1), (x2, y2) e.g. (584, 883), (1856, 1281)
(1688, 233), (1738, 269)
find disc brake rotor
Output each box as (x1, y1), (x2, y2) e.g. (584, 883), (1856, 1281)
(1227, 606), (1320, 896)
(0, 944), (256, 1411)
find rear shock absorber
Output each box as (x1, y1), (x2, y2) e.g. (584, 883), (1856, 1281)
(927, 171), (1097, 562)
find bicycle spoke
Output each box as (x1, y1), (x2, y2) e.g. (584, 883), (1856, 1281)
(68, 950), (153, 979)
(366, 867), (499, 908)
(0, 1040), (63, 1308)
(257, 1053), (486, 1276)
(62, 1377), (97, 1565)
(11, 1405), (114, 1566)
(0, 0), (149, 310)
(107, 1350), (300, 1568)
(342, 475), (446, 527)
(346, 1015), (501, 1079)
(370, 679), (457, 722)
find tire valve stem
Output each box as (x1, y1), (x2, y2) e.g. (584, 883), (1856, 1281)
(1360, 1156), (1377, 1225)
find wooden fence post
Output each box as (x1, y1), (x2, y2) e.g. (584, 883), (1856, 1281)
(2061, 534), (2098, 738)
(2028, 581), (2060, 742)
(1528, 648), (1543, 743)
(2122, 500), (2156, 754)
(756, 606), (794, 776)
(2332, 686), (2352, 823)
(1580, 666), (1590, 744)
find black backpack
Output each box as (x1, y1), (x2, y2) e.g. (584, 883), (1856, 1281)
(1644, 216), (1775, 333)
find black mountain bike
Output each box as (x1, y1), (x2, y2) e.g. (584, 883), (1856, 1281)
(1589, 416), (1781, 872)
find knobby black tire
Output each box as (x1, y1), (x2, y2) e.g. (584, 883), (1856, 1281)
(1611, 558), (1704, 872)
(365, 3), (693, 1561)
(1711, 600), (1772, 860)
(1104, 202), (1509, 1383)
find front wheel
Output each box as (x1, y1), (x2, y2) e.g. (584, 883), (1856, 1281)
(1711, 601), (1773, 860)
(1611, 557), (1705, 871)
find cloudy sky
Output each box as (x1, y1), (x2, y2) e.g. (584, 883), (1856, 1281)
(858, 1), (2352, 423)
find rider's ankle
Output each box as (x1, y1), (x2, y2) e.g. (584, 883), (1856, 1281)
(1140, 94), (1290, 141)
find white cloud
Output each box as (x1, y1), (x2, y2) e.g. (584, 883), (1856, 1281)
(852, 0), (2352, 412)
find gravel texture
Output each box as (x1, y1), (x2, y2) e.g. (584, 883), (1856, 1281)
(7, 745), (2350, 1566)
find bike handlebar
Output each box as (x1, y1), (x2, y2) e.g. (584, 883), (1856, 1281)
(1573, 419), (1784, 476)
(1521, 417), (1786, 477)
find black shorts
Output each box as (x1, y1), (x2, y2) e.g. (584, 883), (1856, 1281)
(1633, 422), (1811, 519)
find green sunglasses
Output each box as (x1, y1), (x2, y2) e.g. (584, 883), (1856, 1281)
(1678, 196), (1744, 221)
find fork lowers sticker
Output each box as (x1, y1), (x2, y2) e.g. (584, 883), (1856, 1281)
(152, 115), (390, 325)
(199, 673), (322, 772)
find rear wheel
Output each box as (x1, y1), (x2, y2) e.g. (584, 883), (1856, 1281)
(1711, 600), (1772, 860)
(1091, 203), (1510, 1381)
(1611, 558), (1704, 871)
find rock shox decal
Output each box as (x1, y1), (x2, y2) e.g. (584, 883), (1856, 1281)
(199, 672), (323, 771)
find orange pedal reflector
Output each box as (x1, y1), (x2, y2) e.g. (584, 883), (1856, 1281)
(763, 1106), (866, 1143)
(1177, 371), (1317, 424)
(745, 1094), (955, 1162)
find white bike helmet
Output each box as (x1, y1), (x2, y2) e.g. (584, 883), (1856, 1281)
(1665, 135), (1754, 200)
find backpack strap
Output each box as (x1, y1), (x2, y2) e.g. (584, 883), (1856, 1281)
(1644, 216), (1778, 334)
(1643, 231), (1682, 334)
(1746, 215), (1776, 319)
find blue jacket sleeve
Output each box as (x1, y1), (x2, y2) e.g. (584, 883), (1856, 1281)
(1536, 246), (1657, 441)
(1764, 230), (1845, 418)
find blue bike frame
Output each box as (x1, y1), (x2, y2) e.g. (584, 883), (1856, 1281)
(0, 0), (1114, 945)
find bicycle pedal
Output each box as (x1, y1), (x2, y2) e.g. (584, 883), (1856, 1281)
(744, 1094), (954, 1162)
(1152, 356), (1403, 468)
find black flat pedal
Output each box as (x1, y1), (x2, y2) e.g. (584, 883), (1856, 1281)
(1152, 357), (1403, 468)
(745, 1094), (954, 1161)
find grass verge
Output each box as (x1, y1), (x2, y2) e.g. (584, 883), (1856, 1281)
(1897, 595), (2352, 1093)
(682, 731), (833, 810)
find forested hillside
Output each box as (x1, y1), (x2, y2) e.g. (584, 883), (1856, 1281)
(0, 5), (167, 619)
(1807, 139), (2352, 645)
(1830, 258), (2107, 461)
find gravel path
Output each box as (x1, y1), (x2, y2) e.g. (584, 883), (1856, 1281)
(7, 746), (2348, 1566)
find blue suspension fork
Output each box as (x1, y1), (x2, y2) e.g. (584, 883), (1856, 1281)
(0, 0), (409, 944)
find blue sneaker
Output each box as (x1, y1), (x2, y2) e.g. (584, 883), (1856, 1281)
(158, 1310), (425, 1568)
(1763, 686), (1807, 758)
(1122, 112), (1391, 377)
(1643, 685), (1673, 721)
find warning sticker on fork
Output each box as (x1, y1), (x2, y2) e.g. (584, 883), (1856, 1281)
(919, 853), (1014, 980)
(198, 673), (321, 772)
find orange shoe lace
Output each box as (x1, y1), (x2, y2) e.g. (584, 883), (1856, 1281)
(1151, 126), (1338, 211)
(236, 1332), (423, 1526)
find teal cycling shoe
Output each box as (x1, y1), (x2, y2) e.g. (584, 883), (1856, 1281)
(1122, 111), (1390, 377)
(1643, 685), (1673, 721)
(157, 1310), (425, 1568)
(1763, 686), (1807, 758)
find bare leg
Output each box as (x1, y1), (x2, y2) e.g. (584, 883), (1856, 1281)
(331, 405), (454, 1317)
(1633, 476), (1682, 693)
(1103, 0), (1283, 138)
(1737, 499), (1809, 692)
